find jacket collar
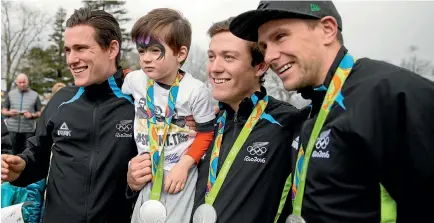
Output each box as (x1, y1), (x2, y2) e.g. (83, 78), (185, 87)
(84, 68), (124, 102)
(219, 86), (267, 121)
(298, 46), (348, 116)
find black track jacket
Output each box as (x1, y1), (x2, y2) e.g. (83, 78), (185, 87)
(193, 88), (308, 223)
(281, 47), (434, 222)
(12, 69), (138, 223)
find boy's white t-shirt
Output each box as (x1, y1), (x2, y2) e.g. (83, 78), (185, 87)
(122, 69), (215, 171)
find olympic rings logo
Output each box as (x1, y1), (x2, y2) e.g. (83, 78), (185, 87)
(116, 123), (132, 132)
(247, 146), (267, 156)
(315, 137), (329, 150)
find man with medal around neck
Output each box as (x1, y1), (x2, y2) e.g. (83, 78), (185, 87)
(190, 17), (307, 223)
(230, 1), (434, 222)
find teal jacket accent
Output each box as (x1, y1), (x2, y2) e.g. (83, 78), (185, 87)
(1, 179), (46, 223)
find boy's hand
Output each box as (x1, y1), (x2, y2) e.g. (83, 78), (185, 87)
(164, 164), (188, 194)
(164, 155), (195, 194)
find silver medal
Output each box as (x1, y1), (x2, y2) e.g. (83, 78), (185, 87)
(193, 204), (217, 223)
(139, 200), (167, 223)
(286, 214), (306, 223)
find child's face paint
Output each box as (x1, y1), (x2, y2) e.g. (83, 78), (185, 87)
(136, 36), (166, 60)
(135, 35), (180, 85)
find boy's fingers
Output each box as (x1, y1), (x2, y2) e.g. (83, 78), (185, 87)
(164, 177), (172, 192)
(168, 181), (177, 194)
(174, 183), (182, 194)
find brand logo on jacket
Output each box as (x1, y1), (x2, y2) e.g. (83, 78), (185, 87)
(244, 142), (268, 164)
(312, 129), (331, 158)
(292, 136), (300, 150)
(115, 120), (133, 138)
(58, 122), (71, 136)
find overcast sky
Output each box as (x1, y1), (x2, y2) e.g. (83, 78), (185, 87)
(14, 0), (434, 66)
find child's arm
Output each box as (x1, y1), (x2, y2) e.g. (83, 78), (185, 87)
(185, 130), (214, 163)
(164, 131), (214, 194)
(164, 83), (216, 194)
(173, 130), (215, 168)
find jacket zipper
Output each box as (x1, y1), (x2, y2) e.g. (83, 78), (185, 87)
(231, 112), (241, 149)
(218, 112), (240, 173)
(85, 101), (99, 222)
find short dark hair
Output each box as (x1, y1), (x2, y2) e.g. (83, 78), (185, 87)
(208, 17), (266, 84)
(131, 8), (192, 65)
(66, 8), (122, 66)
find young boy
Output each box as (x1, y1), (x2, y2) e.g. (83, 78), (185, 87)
(122, 8), (215, 223)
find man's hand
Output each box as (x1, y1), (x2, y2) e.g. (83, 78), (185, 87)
(127, 153), (152, 191)
(8, 109), (19, 117)
(23, 111), (32, 119)
(185, 116), (197, 131)
(1, 154), (26, 182)
(213, 105), (220, 114)
(185, 105), (219, 131)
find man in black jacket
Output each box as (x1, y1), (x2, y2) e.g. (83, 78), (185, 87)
(230, 1), (434, 222)
(189, 17), (307, 223)
(1, 8), (137, 223)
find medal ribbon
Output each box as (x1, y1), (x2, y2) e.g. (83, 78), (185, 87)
(291, 53), (356, 216)
(205, 95), (269, 205)
(147, 74), (181, 201)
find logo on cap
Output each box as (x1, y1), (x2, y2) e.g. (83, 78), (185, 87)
(311, 4), (321, 12)
(257, 2), (269, 9)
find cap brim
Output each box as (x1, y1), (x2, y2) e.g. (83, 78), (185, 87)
(230, 9), (319, 42)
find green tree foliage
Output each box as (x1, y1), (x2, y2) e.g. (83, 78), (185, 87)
(20, 47), (57, 93)
(18, 7), (72, 94)
(50, 7), (70, 80)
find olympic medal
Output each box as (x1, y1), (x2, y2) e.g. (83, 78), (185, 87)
(139, 200), (167, 223)
(286, 214), (306, 223)
(193, 204), (217, 223)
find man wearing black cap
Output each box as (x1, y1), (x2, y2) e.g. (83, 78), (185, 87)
(182, 16), (311, 223)
(230, 1), (434, 222)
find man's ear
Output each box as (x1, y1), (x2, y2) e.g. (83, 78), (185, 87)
(177, 46), (188, 64)
(108, 40), (120, 61)
(255, 61), (269, 78)
(320, 16), (339, 45)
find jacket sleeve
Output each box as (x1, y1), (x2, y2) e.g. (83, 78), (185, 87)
(349, 71), (434, 221)
(11, 89), (69, 187)
(22, 179), (46, 223)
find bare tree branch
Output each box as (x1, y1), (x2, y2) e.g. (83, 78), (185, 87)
(400, 45), (432, 77)
(1, 2), (51, 90)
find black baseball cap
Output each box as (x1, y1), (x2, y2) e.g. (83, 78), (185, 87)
(230, 1), (342, 42)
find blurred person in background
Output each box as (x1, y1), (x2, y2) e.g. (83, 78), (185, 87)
(51, 82), (66, 95)
(1, 117), (45, 223)
(1, 73), (42, 155)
